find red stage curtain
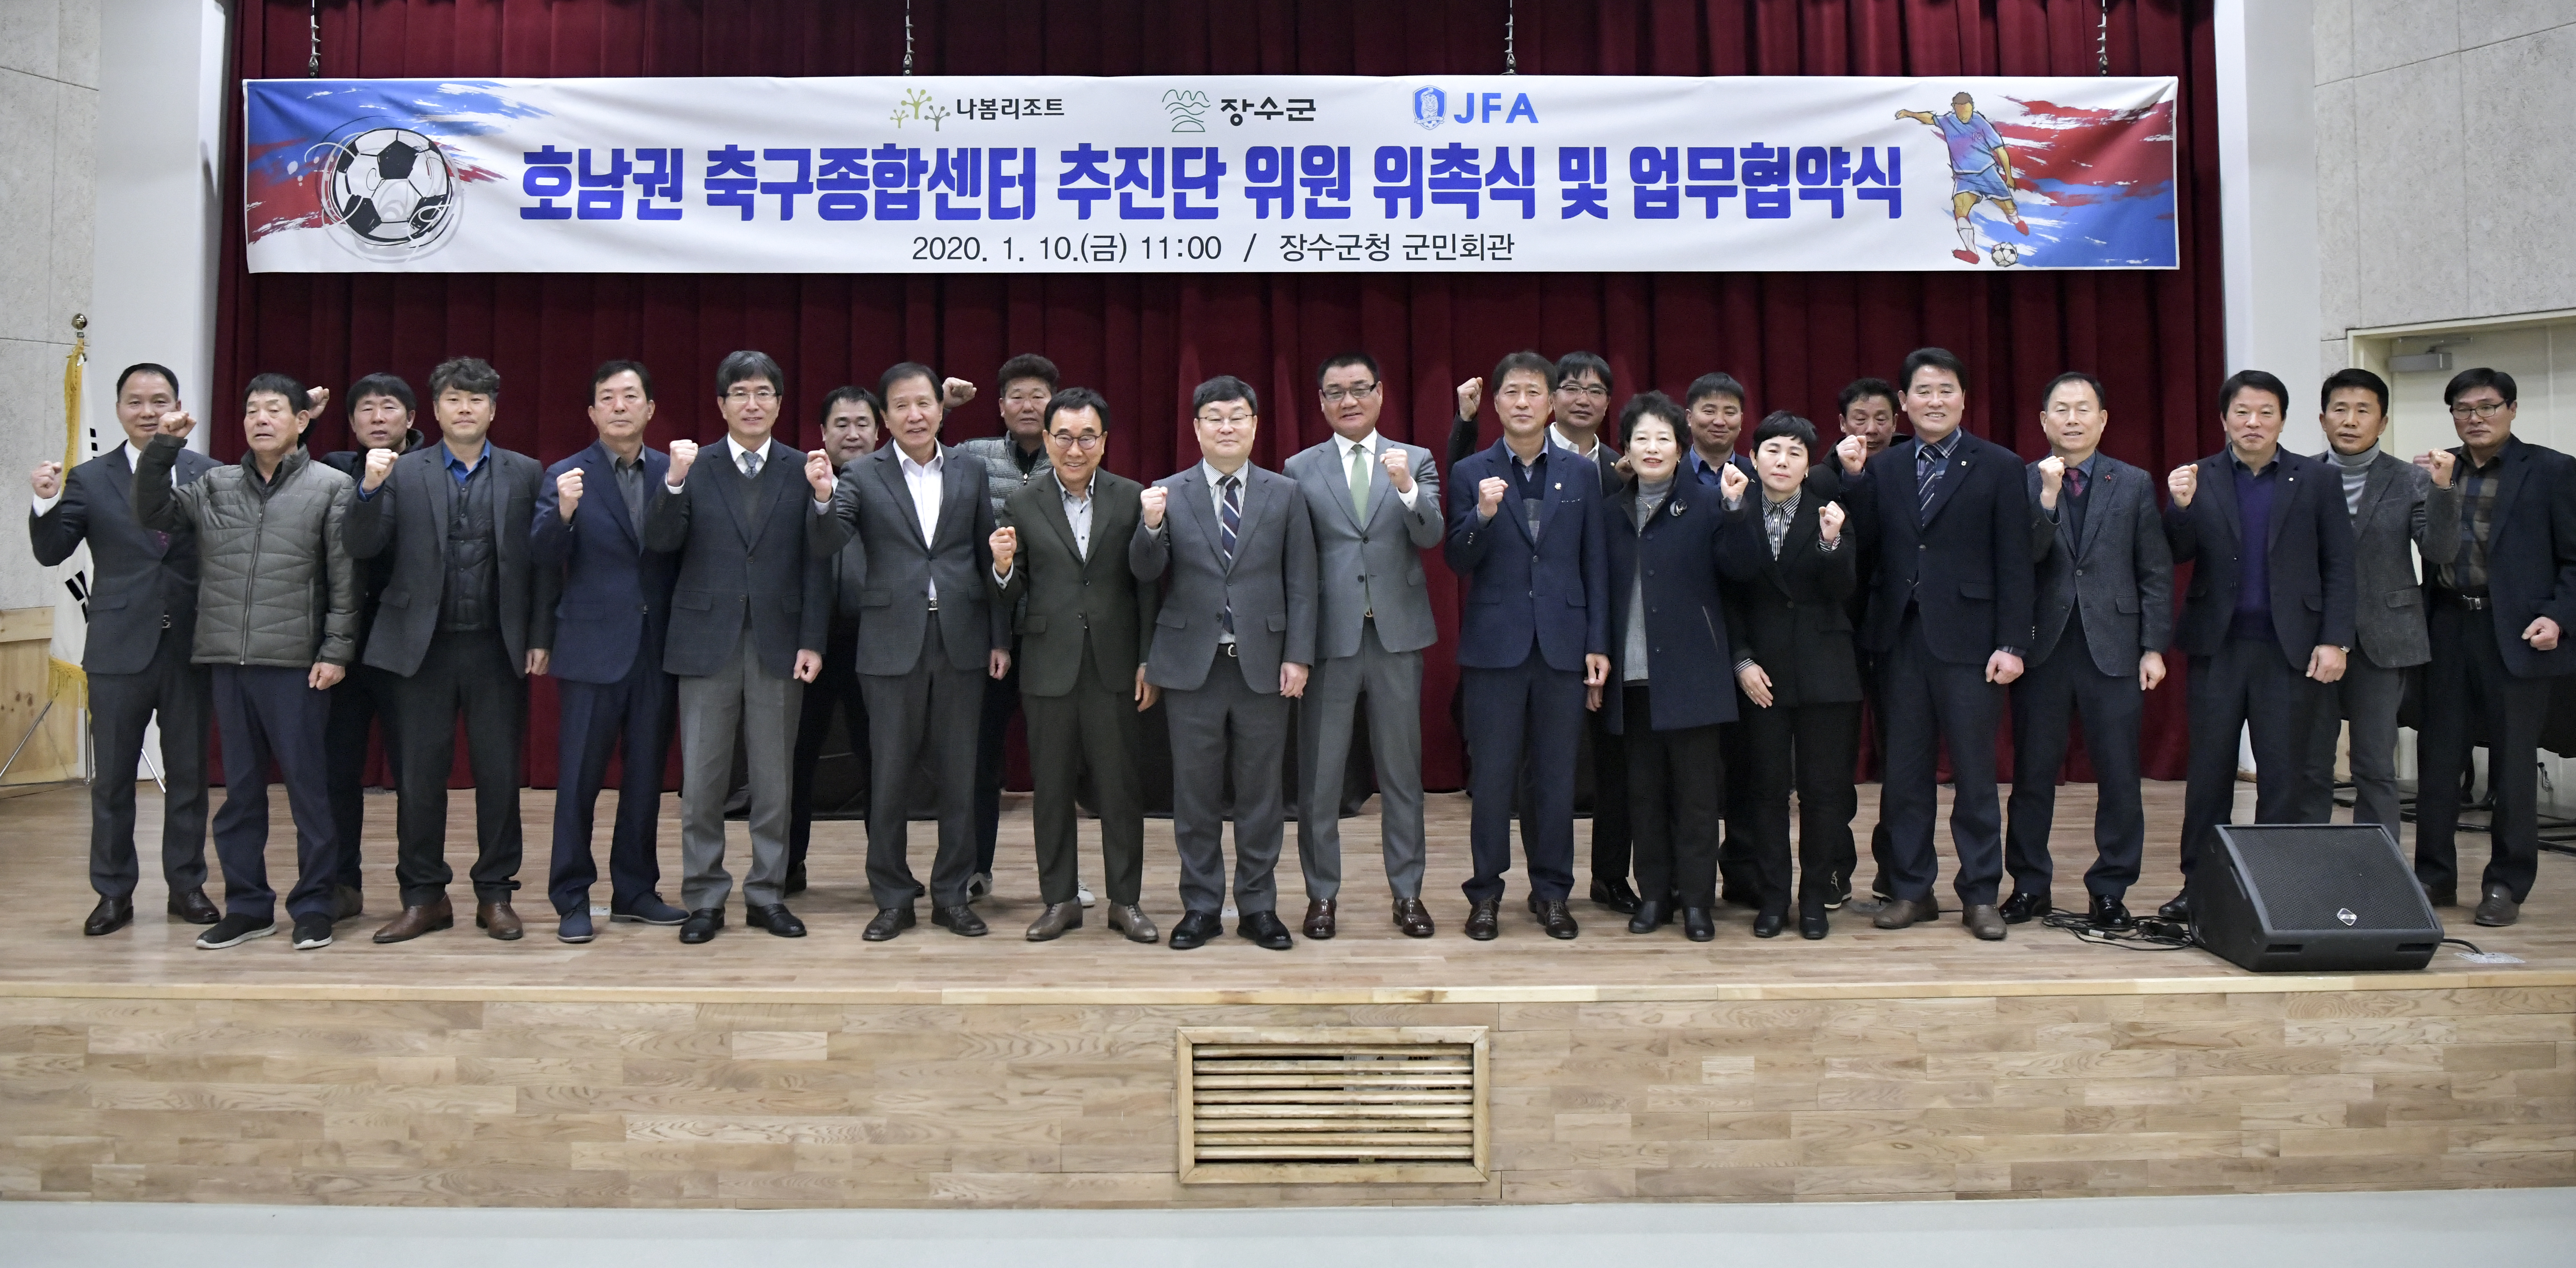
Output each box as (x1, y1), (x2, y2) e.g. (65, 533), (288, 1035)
(215, 0), (2223, 791)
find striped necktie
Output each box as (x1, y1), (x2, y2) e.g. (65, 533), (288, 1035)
(1915, 442), (1945, 516)
(1218, 473), (1241, 635)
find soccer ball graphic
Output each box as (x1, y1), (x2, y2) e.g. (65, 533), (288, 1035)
(322, 128), (456, 251)
(1989, 242), (2022, 267)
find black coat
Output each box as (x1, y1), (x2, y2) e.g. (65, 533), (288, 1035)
(1718, 494), (1863, 708)
(2163, 448), (2356, 668)
(342, 443), (555, 677)
(1842, 431), (2035, 665)
(1600, 480), (1737, 735)
(2437, 435), (2576, 679)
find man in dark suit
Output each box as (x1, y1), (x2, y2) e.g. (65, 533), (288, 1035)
(786, 386), (879, 897)
(1681, 371), (1769, 912)
(988, 386), (1159, 943)
(2003, 372), (2174, 931)
(2161, 369), (2357, 921)
(806, 362), (1008, 941)
(2297, 368), (2458, 834)
(345, 356), (553, 945)
(530, 360), (689, 944)
(2414, 368), (2576, 927)
(316, 373), (422, 921)
(647, 350), (830, 944)
(1828, 347), (2032, 941)
(27, 362), (219, 935)
(1447, 351), (1611, 941)
(1133, 375), (1318, 951)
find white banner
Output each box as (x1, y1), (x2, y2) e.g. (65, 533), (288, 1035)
(245, 75), (2178, 275)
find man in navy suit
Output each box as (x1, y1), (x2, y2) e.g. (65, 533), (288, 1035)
(2160, 369), (2356, 922)
(28, 362), (220, 935)
(1829, 347), (2032, 942)
(1447, 351), (1611, 941)
(531, 360), (689, 944)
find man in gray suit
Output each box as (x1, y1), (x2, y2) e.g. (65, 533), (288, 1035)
(1285, 352), (1443, 940)
(1133, 375), (1319, 951)
(2300, 368), (2458, 829)
(806, 362), (1010, 941)
(2003, 372), (2173, 930)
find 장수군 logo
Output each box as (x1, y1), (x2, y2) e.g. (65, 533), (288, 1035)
(1412, 86), (1446, 131)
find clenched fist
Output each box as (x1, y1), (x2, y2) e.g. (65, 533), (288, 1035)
(2414, 449), (2456, 488)
(667, 438), (698, 485)
(1836, 433), (1868, 476)
(555, 468), (583, 521)
(2037, 454), (2065, 508)
(1380, 446), (1414, 493)
(30, 461), (61, 500)
(1817, 499), (1846, 543)
(2167, 463), (2197, 508)
(1139, 484), (1168, 529)
(1476, 476), (1506, 519)
(1454, 377), (1483, 421)
(805, 448), (837, 500)
(2523, 616), (2561, 652)
(361, 446), (397, 492)
(154, 410), (199, 440)
(943, 377), (976, 410)
(304, 387), (331, 417)
(1717, 463), (1749, 505)
(989, 525), (1018, 574)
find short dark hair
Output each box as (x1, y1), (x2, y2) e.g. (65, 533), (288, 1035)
(427, 356), (500, 401)
(879, 360), (939, 404)
(2041, 371), (2107, 408)
(243, 372), (312, 414)
(717, 350), (787, 399)
(1616, 390), (1687, 449)
(1315, 351), (1381, 387)
(1684, 372), (1747, 410)
(1900, 347), (1969, 393)
(346, 372), (416, 415)
(1490, 350), (1555, 394)
(818, 385), (882, 426)
(1192, 375), (1258, 416)
(1555, 350), (1612, 395)
(1044, 386), (1112, 431)
(2443, 366), (2517, 409)
(1836, 377), (1899, 417)
(591, 359), (654, 401)
(1750, 410), (1823, 462)
(2217, 369), (2291, 416)
(115, 362), (180, 399)
(997, 353), (1060, 392)
(2319, 368), (2388, 416)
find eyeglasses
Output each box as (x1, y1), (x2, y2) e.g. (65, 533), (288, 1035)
(1319, 383), (1379, 404)
(1558, 384), (1611, 400)
(2449, 401), (2510, 420)
(1048, 431), (1103, 450)
(722, 386), (779, 403)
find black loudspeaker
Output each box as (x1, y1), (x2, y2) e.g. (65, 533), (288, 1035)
(2192, 825), (2444, 973)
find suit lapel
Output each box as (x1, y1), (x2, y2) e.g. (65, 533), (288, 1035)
(2267, 458), (2299, 554)
(421, 449), (454, 546)
(747, 445), (794, 548)
(930, 445), (975, 551)
(1175, 466), (1231, 573)
(1917, 438), (1971, 528)
(873, 449), (925, 551)
(2491, 439), (2533, 546)
(1227, 469), (1271, 573)
(1033, 470), (1084, 564)
(2199, 455), (2240, 555)
(2072, 461), (2108, 561)
(586, 443), (641, 550)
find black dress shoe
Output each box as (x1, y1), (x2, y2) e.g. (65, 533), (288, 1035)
(1464, 897), (1501, 941)
(167, 888), (220, 925)
(678, 908), (724, 944)
(1589, 877), (1642, 914)
(1236, 910), (1294, 950)
(2474, 884), (2521, 928)
(862, 907), (915, 941)
(1626, 900), (1667, 935)
(783, 862), (808, 897)
(1799, 909), (1829, 940)
(83, 896), (134, 937)
(1999, 891), (2052, 924)
(746, 903), (807, 937)
(1753, 905), (1787, 939)
(1682, 907), (1716, 942)
(2422, 882), (2457, 908)
(932, 905), (989, 937)
(2087, 894), (2133, 930)
(1392, 898), (1435, 938)
(1168, 911), (1221, 950)
(2157, 891), (2191, 922)
(1534, 898), (1579, 940)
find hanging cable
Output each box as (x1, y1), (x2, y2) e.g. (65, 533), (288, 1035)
(904, 0), (916, 76)
(1504, 0), (1517, 75)
(308, 0), (321, 76)
(2098, 0), (2110, 74)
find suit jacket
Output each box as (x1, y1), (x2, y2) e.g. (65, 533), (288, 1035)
(2436, 435), (2576, 678)
(2025, 454), (2174, 675)
(2321, 449), (2459, 670)
(30, 445), (215, 676)
(1444, 439), (1611, 672)
(530, 440), (679, 686)
(1843, 431), (2035, 664)
(1283, 433), (1445, 658)
(323, 434), (420, 651)
(1717, 494), (1863, 708)
(2163, 448), (2357, 667)
(1130, 462), (1318, 693)
(808, 442), (1007, 675)
(1600, 480), (1737, 735)
(643, 438), (832, 679)
(344, 443), (554, 678)
(989, 469), (1157, 697)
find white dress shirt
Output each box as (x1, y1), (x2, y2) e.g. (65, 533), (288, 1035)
(1549, 424), (1604, 460)
(898, 445), (946, 601)
(1334, 431), (1420, 509)
(31, 440), (172, 516)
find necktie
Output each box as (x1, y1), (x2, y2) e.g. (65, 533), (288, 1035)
(1348, 442), (1370, 520)
(740, 449), (762, 479)
(1218, 474), (1241, 635)
(2064, 465), (2086, 499)
(1915, 443), (1944, 516)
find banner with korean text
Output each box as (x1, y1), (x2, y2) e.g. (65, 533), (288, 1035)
(244, 75), (2178, 275)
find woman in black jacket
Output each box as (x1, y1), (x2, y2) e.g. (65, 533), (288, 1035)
(1718, 413), (1862, 939)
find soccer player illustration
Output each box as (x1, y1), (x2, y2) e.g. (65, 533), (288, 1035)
(1899, 92), (2028, 266)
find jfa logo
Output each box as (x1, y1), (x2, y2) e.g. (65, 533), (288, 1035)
(1411, 86), (1540, 131)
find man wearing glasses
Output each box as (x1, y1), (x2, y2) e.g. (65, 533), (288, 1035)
(987, 387), (1160, 942)
(2413, 368), (2576, 927)
(1285, 353), (1445, 939)
(957, 354), (1063, 903)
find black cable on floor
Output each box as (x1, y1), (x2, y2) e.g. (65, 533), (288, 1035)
(2037, 908), (2195, 950)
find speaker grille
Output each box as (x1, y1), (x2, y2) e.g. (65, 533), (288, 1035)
(2227, 825), (2415, 932)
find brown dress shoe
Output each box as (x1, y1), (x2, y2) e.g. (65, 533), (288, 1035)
(1872, 895), (1941, 930)
(371, 896), (455, 944)
(1025, 901), (1084, 941)
(1393, 897), (1435, 938)
(477, 900), (524, 941)
(1303, 897), (1337, 939)
(1963, 903), (2008, 941)
(1107, 903), (1159, 944)
(167, 888), (221, 925)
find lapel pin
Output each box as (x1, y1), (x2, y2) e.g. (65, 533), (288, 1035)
(1668, 500), (1686, 517)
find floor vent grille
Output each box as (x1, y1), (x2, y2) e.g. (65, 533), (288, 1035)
(1175, 1027), (1490, 1185)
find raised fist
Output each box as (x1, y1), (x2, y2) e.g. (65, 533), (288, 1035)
(361, 446), (397, 492)
(154, 410), (199, 441)
(1139, 484), (1168, 529)
(1380, 446), (1414, 493)
(555, 468), (583, 520)
(1454, 377), (1483, 421)
(942, 377), (976, 410)
(1477, 476), (1507, 518)
(2037, 454), (2065, 503)
(667, 438), (698, 485)
(30, 462), (61, 500)
(1817, 499), (1846, 543)
(805, 448), (837, 500)
(2167, 463), (2197, 508)
(989, 525), (1018, 573)
(2415, 449), (2456, 489)
(1836, 434), (1868, 476)
(1717, 463), (1749, 504)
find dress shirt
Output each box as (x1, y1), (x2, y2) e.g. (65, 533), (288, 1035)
(610, 449), (648, 534)
(899, 446), (946, 601)
(1336, 431), (1421, 508)
(2440, 448), (2505, 594)
(1549, 424), (1604, 461)
(1686, 447), (1740, 487)
(994, 474), (1094, 585)
(440, 440), (491, 487)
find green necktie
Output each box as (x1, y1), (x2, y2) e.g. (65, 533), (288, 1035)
(1348, 441), (1370, 520)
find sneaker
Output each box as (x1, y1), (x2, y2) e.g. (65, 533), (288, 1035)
(1078, 882), (1096, 908)
(291, 913), (334, 950)
(196, 913), (276, 949)
(968, 872), (993, 902)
